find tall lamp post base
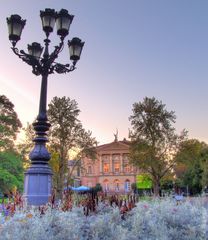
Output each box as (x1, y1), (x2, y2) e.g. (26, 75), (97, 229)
(24, 164), (52, 205)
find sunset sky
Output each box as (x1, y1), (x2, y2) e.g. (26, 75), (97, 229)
(1, 1), (208, 144)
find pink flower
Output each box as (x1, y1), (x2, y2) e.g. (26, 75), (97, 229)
(172, 208), (177, 213)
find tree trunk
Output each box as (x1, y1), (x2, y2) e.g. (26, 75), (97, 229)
(153, 178), (160, 197)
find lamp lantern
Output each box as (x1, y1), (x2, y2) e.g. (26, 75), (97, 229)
(56, 9), (74, 38)
(40, 8), (56, 37)
(68, 37), (84, 62)
(7, 14), (26, 46)
(28, 42), (43, 60)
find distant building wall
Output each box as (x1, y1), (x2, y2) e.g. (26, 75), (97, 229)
(81, 139), (138, 194)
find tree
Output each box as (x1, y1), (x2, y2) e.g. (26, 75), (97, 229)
(17, 122), (35, 169)
(201, 147), (208, 189)
(174, 139), (208, 195)
(47, 96), (97, 197)
(129, 97), (186, 196)
(0, 95), (22, 150)
(0, 151), (24, 196)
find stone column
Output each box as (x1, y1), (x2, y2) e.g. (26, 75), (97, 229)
(110, 154), (113, 174)
(99, 155), (103, 174)
(120, 154), (123, 173)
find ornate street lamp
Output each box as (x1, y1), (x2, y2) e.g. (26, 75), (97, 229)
(7, 8), (84, 205)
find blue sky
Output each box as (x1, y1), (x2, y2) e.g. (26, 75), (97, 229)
(1, 1), (208, 144)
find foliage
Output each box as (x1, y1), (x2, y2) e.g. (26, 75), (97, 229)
(92, 183), (102, 193)
(129, 97), (187, 196)
(136, 174), (152, 189)
(0, 151), (23, 194)
(1, 198), (207, 240)
(201, 147), (208, 188)
(174, 139), (208, 195)
(0, 95), (22, 150)
(17, 122), (35, 169)
(47, 96), (97, 196)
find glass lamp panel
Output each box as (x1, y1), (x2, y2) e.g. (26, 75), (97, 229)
(56, 16), (71, 35)
(49, 17), (56, 29)
(42, 15), (50, 28)
(28, 46), (33, 56)
(33, 49), (42, 59)
(12, 22), (23, 37)
(42, 15), (55, 32)
(62, 16), (72, 30)
(69, 45), (81, 61)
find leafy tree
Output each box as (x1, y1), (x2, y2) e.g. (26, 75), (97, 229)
(129, 97), (186, 196)
(0, 151), (24, 195)
(0, 95), (22, 150)
(92, 183), (102, 193)
(47, 96), (97, 197)
(174, 139), (208, 194)
(201, 147), (208, 189)
(17, 122), (35, 169)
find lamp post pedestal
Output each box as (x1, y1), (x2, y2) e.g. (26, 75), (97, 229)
(24, 164), (52, 205)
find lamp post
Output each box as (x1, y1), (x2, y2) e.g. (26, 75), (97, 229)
(7, 8), (84, 205)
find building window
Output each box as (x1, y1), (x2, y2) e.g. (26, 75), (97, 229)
(114, 161), (120, 173)
(88, 165), (92, 174)
(104, 179), (109, 192)
(103, 163), (110, 173)
(124, 160), (130, 173)
(114, 179), (120, 192)
(124, 180), (131, 192)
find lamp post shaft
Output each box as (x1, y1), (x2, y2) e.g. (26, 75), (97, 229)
(24, 72), (52, 206)
(38, 73), (48, 121)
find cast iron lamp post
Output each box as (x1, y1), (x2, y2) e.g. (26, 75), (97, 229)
(7, 8), (84, 205)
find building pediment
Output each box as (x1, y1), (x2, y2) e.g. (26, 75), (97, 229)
(96, 140), (130, 153)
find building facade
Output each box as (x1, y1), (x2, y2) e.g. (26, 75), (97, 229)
(81, 139), (138, 194)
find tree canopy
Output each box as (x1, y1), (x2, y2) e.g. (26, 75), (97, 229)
(129, 97), (187, 196)
(0, 95), (22, 150)
(0, 151), (24, 194)
(47, 96), (97, 196)
(174, 139), (208, 194)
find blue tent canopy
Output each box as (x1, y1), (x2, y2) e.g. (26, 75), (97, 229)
(64, 185), (91, 192)
(74, 185), (91, 191)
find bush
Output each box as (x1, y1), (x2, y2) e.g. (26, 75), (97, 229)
(0, 198), (207, 240)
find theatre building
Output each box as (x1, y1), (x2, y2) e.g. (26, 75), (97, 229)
(81, 138), (138, 194)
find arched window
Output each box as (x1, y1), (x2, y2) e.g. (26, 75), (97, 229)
(124, 179), (131, 192)
(104, 179), (109, 192)
(114, 179), (120, 192)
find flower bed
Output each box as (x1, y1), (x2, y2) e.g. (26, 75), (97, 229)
(0, 197), (207, 240)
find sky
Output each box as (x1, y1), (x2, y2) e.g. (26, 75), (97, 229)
(1, 0), (208, 144)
